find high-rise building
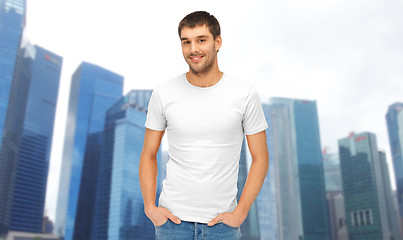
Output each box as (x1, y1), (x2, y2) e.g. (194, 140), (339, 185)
(322, 152), (348, 240)
(0, 0), (25, 149)
(269, 97), (329, 240)
(90, 90), (159, 240)
(338, 132), (391, 239)
(379, 151), (402, 240)
(0, 40), (62, 236)
(255, 103), (278, 240)
(323, 152), (343, 192)
(386, 102), (403, 233)
(54, 62), (123, 240)
(0, 0), (26, 234)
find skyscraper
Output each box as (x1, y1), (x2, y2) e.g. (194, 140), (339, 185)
(379, 150), (402, 240)
(255, 103), (278, 240)
(54, 62), (123, 240)
(0, 1), (26, 234)
(269, 97), (329, 240)
(338, 132), (391, 240)
(322, 152), (348, 240)
(0, 40), (62, 236)
(91, 90), (159, 240)
(386, 102), (403, 233)
(0, 0), (25, 149)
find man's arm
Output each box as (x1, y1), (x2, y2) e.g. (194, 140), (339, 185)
(139, 128), (181, 226)
(208, 130), (269, 227)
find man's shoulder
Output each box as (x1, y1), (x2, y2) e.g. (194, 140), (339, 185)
(223, 74), (255, 93)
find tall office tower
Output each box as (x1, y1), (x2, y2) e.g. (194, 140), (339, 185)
(54, 62), (123, 240)
(322, 152), (348, 240)
(338, 132), (392, 240)
(237, 140), (260, 240)
(269, 97), (329, 240)
(379, 151), (402, 240)
(90, 90), (158, 240)
(255, 103), (278, 240)
(0, 40), (62, 236)
(0, 0), (25, 149)
(323, 152), (342, 192)
(386, 102), (403, 233)
(0, 0), (26, 234)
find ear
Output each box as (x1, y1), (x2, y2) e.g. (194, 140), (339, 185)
(215, 35), (222, 52)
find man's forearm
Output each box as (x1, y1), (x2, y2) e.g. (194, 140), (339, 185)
(139, 154), (159, 210)
(234, 155), (269, 218)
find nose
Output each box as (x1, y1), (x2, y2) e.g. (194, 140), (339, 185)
(190, 42), (199, 53)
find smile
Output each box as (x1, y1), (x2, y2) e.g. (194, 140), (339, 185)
(190, 55), (204, 63)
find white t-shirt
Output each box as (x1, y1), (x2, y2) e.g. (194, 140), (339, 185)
(145, 73), (268, 223)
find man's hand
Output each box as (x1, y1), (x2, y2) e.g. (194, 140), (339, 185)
(207, 209), (247, 227)
(145, 205), (181, 227)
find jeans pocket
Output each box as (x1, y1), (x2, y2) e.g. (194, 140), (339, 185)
(155, 219), (170, 228)
(220, 221), (240, 229)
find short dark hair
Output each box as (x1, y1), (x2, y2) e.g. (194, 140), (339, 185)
(178, 11), (221, 39)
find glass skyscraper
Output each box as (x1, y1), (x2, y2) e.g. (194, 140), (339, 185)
(323, 153), (343, 192)
(255, 103), (278, 240)
(237, 140), (260, 240)
(269, 97), (329, 240)
(322, 152), (348, 240)
(379, 151), (402, 240)
(91, 90), (159, 240)
(338, 132), (391, 240)
(0, 0), (25, 150)
(386, 102), (403, 233)
(0, 39), (62, 236)
(54, 62), (123, 240)
(0, 1), (26, 234)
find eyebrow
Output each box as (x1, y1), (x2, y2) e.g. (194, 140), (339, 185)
(180, 35), (209, 41)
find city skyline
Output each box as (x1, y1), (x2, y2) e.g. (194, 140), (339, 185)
(22, 0), (403, 221)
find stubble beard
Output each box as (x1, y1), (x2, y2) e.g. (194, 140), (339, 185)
(188, 53), (216, 77)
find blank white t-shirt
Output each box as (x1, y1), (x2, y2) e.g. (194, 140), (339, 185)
(145, 73), (268, 223)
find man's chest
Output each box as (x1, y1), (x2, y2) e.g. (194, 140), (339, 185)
(164, 96), (244, 137)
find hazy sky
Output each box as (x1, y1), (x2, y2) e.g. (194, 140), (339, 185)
(25, 0), (403, 221)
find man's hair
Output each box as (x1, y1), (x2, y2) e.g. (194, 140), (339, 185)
(178, 11), (221, 39)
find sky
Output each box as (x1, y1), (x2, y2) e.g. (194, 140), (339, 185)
(24, 0), (403, 221)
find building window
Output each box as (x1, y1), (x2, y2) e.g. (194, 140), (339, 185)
(360, 211), (366, 225)
(352, 210), (373, 227)
(353, 212), (359, 226)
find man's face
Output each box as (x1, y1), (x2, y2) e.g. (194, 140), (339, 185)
(180, 25), (221, 75)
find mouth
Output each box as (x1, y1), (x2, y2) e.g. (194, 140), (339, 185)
(190, 55), (204, 63)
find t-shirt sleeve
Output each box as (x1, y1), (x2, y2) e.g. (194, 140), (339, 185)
(145, 89), (167, 131)
(242, 87), (268, 135)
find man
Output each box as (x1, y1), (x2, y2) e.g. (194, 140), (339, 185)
(139, 11), (269, 240)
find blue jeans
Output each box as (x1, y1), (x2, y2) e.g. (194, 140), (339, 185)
(155, 219), (242, 240)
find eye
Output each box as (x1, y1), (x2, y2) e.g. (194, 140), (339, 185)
(199, 39), (206, 43)
(182, 41), (190, 45)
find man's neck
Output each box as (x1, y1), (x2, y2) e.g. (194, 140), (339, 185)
(186, 68), (224, 88)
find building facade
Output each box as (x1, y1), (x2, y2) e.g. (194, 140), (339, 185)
(386, 102), (403, 234)
(338, 132), (391, 240)
(0, 0), (25, 150)
(237, 140), (260, 240)
(378, 151), (402, 240)
(269, 97), (329, 240)
(255, 103), (278, 240)
(90, 90), (160, 240)
(54, 62), (123, 239)
(0, 40), (62, 236)
(0, 0), (26, 235)
(323, 152), (348, 240)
